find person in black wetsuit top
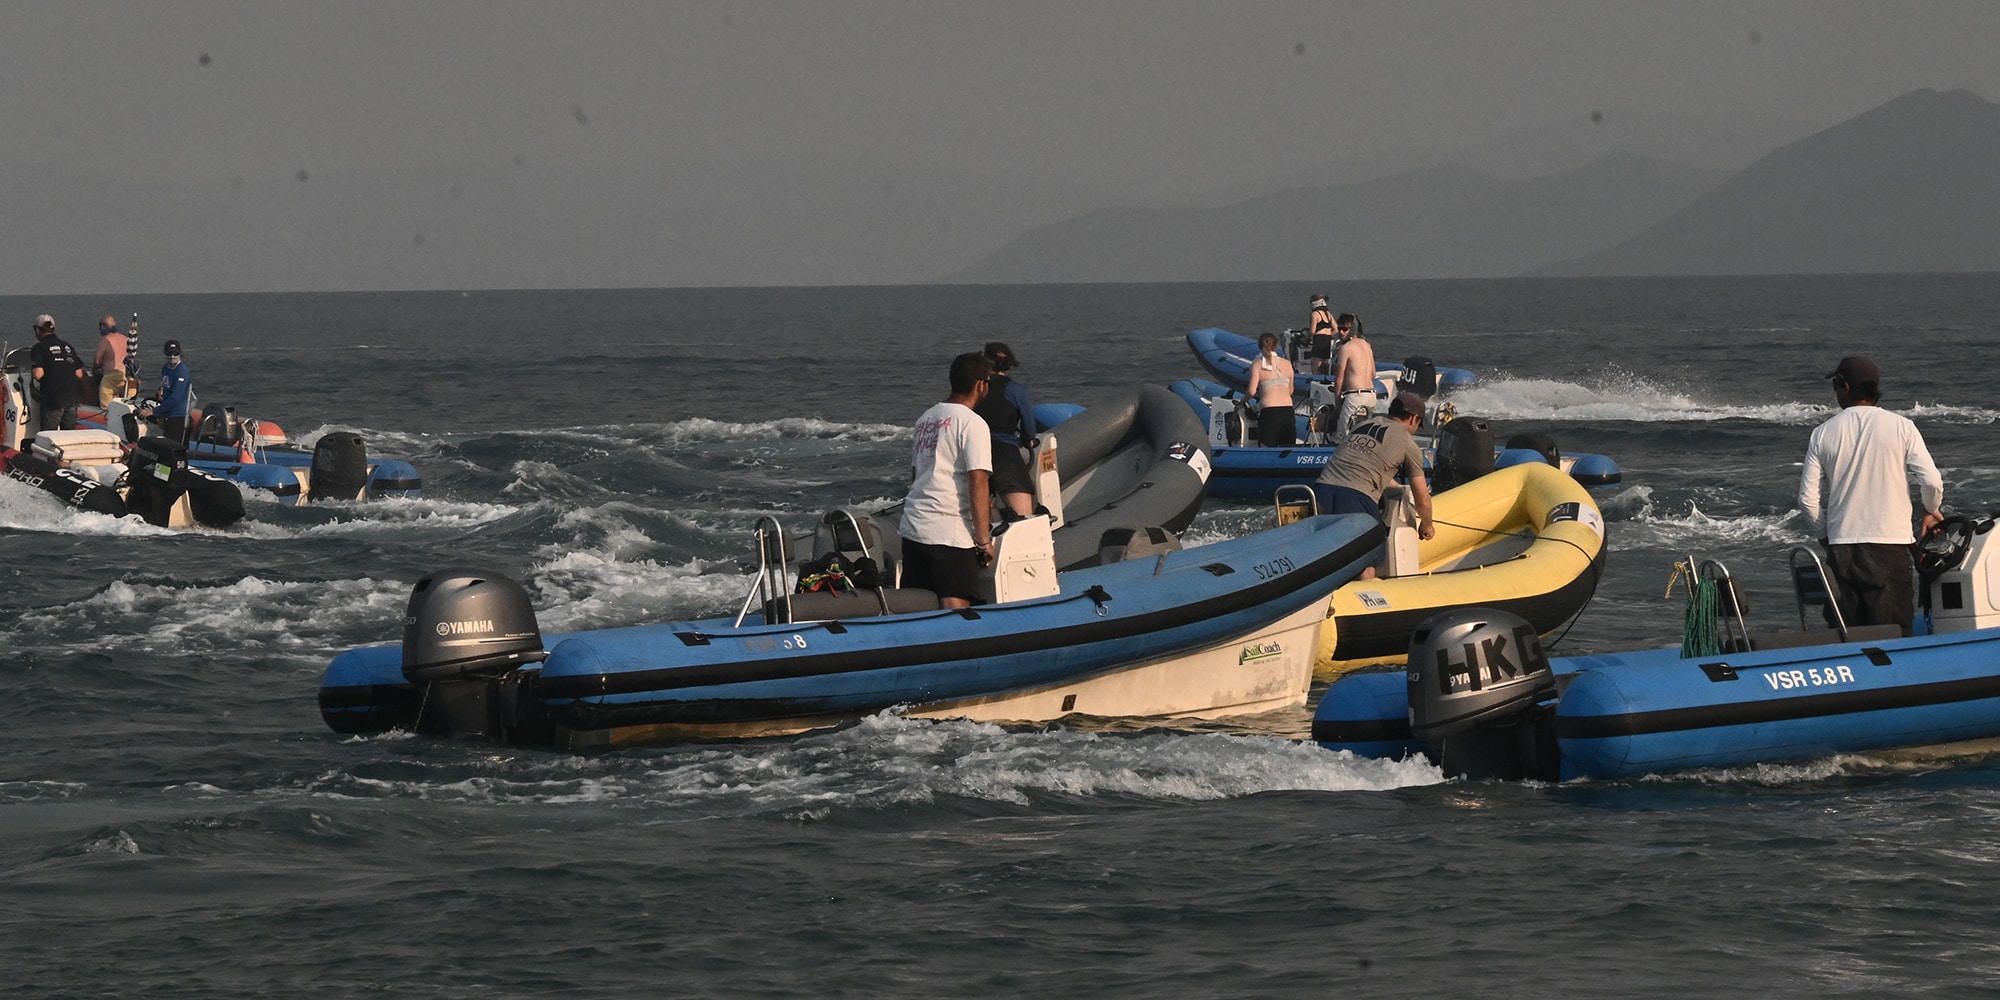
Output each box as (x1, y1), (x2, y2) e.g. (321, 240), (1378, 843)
(974, 341), (1040, 518)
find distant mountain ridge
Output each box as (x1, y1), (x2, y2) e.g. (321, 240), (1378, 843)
(1534, 88), (2000, 276)
(2, 88), (1990, 293)
(945, 153), (1726, 283)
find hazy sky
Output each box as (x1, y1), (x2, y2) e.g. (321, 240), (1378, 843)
(8, 1), (2000, 197)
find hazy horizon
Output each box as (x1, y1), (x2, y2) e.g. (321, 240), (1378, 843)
(7, 1), (2000, 293)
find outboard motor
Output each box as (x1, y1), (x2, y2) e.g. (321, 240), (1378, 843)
(194, 402), (242, 445)
(1402, 356), (1439, 398)
(401, 568), (547, 739)
(1504, 431), (1561, 467)
(310, 431), (370, 502)
(1431, 417), (1494, 492)
(123, 435), (192, 527)
(1097, 525), (1182, 565)
(1407, 608), (1560, 781)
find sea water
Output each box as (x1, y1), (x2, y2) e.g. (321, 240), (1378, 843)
(5, 275), (2000, 997)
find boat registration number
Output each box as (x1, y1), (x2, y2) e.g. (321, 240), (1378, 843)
(1252, 556), (1295, 580)
(1763, 665), (1856, 690)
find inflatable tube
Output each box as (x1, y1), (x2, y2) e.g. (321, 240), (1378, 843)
(1317, 461), (1606, 674)
(1032, 384), (1213, 569)
(0, 448), (129, 518)
(1187, 327), (1476, 398)
(366, 459), (423, 499)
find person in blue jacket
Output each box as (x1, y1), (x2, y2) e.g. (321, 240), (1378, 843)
(138, 338), (194, 443)
(974, 341), (1040, 518)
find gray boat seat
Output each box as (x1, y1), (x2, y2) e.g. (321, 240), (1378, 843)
(1725, 623), (1904, 653)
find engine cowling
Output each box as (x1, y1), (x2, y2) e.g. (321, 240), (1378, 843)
(401, 568), (545, 684)
(1406, 608), (1560, 780)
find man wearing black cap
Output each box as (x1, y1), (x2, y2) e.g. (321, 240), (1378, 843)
(1312, 389), (1436, 544)
(138, 339), (194, 444)
(28, 314), (87, 432)
(1799, 355), (1943, 636)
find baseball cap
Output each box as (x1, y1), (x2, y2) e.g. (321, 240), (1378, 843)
(1389, 390), (1426, 418)
(1825, 356), (1880, 384)
(163, 339), (183, 357)
(33, 313), (54, 330)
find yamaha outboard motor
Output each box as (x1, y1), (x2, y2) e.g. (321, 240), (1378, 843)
(310, 431), (370, 502)
(401, 568), (547, 740)
(1402, 356), (1439, 398)
(1431, 417), (1494, 493)
(1407, 608), (1561, 781)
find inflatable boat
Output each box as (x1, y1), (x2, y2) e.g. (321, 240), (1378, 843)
(1186, 327), (1476, 400)
(0, 428), (244, 528)
(1169, 377), (1621, 501)
(318, 502), (1386, 749)
(98, 400), (421, 504)
(1311, 460), (1606, 675)
(976, 383), (1213, 570)
(1314, 512), (2000, 780)
(4, 344), (421, 505)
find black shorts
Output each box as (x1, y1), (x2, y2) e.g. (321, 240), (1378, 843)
(900, 538), (984, 602)
(990, 443), (1033, 495)
(1256, 407), (1295, 447)
(1311, 334), (1334, 360)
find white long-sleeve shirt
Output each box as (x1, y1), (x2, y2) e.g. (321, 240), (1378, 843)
(1798, 404), (1943, 545)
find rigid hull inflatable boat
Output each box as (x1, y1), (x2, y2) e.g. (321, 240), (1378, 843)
(1168, 377), (1622, 501)
(319, 504), (1385, 749)
(1186, 327), (1476, 399)
(1309, 460), (1606, 675)
(3, 344), (421, 505)
(1314, 512), (2000, 780)
(1, 428), (244, 528)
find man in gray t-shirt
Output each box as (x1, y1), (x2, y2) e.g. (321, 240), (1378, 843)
(1312, 390), (1435, 540)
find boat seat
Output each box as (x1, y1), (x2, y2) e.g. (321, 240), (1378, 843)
(767, 587), (941, 624)
(1728, 623), (1905, 653)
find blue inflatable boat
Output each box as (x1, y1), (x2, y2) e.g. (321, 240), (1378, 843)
(1187, 327), (1476, 399)
(1314, 518), (2000, 780)
(321, 501), (1385, 749)
(1168, 377), (1621, 502)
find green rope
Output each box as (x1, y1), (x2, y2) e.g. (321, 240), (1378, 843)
(1681, 573), (1721, 658)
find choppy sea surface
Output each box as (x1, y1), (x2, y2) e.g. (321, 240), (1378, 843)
(6, 275), (2000, 998)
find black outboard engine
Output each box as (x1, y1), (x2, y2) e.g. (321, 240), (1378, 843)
(1407, 608), (1561, 781)
(194, 402), (242, 445)
(1432, 418), (1494, 493)
(1097, 525), (1182, 565)
(123, 435), (192, 527)
(1402, 356), (1439, 398)
(184, 469), (245, 528)
(401, 568), (547, 740)
(310, 431), (370, 502)
(1505, 431), (1561, 467)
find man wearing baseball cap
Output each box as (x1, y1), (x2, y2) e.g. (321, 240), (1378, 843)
(29, 314), (87, 431)
(1311, 389), (1436, 557)
(1798, 355), (1943, 636)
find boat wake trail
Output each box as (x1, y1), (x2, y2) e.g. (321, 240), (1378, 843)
(317, 714), (1444, 818)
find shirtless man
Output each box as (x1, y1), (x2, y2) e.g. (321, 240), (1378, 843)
(1329, 314), (1376, 438)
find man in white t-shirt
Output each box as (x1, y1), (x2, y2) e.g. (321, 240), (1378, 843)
(898, 352), (996, 608)
(1799, 355), (1944, 636)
